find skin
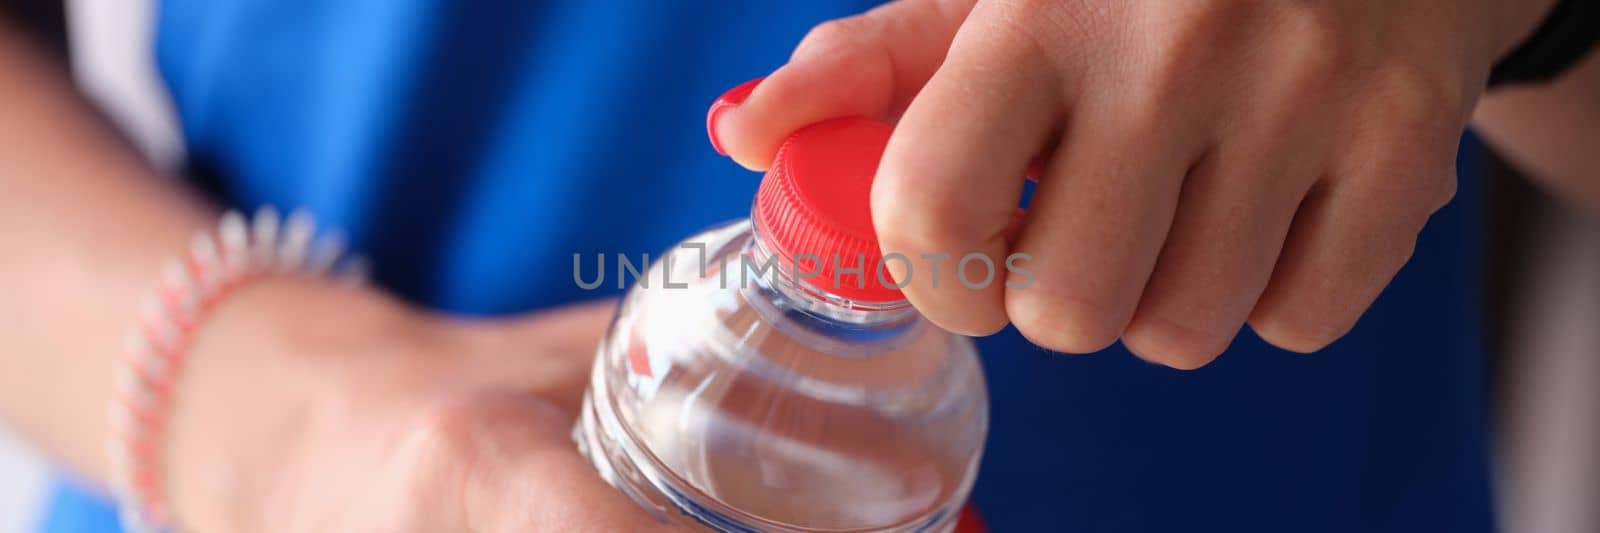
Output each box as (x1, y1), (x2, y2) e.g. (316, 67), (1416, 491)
(712, 0), (1561, 368)
(0, 0), (1590, 530)
(165, 281), (668, 532)
(0, 24), (663, 532)
(1473, 47), (1600, 211)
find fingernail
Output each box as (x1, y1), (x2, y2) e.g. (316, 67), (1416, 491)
(707, 77), (764, 156)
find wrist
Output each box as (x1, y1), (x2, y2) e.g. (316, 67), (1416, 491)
(163, 277), (454, 531)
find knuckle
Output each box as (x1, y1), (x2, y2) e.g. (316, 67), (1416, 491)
(936, 306), (1010, 338)
(918, 210), (999, 251)
(993, 0), (1086, 25)
(1005, 286), (1123, 354)
(1278, 31), (1359, 102)
(984, 0), (1100, 68)
(398, 394), (566, 486)
(1147, 2), (1274, 72)
(1012, 318), (1116, 355)
(1274, 2), (1357, 64)
(1249, 310), (1349, 354)
(1373, 237), (1421, 287)
(796, 17), (879, 58)
(995, 0), (1057, 14)
(1128, 25), (1208, 108)
(405, 398), (486, 463)
(409, 393), (564, 456)
(1365, 64), (1467, 133)
(875, 185), (1007, 254)
(1095, 68), (1181, 135)
(1120, 314), (1229, 370)
(1344, 152), (1459, 221)
(1431, 173), (1459, 210)
(1250, 264), (1395, 355)
(1393, 168), (1460, 213)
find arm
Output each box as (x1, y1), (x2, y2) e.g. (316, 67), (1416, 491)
(0, 19), (213, 482)
(0, 21), (660, 532)
(1474, 48), (1600, 210)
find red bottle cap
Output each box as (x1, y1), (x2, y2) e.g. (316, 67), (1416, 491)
(752, 118), (904, 303)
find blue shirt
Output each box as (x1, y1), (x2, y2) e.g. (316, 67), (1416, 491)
(42, 1), (1494, 531)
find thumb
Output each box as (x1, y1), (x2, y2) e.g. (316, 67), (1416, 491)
(414, 391), (672, 532)
(708, 0), (976, 170)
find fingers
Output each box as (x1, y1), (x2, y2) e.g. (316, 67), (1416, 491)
(404, 391), (670, 533)
(1118, 144), (1314, 368)
(1110, 67), (1333, 365)
(1248, 68), (1465, 354)
(1249, 145), (1457, 353)
(872, 2), (1067, 336)
(1004, 100), (1201, 353)
(710, 0), (975, 170)
(715, 2), (1468, 367)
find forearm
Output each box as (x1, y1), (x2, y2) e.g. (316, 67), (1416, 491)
(0, 22), (213, 482)
(1473, 48), (1600, 210)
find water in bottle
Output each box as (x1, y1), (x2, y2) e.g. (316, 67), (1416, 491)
(574, 118), (989, 532)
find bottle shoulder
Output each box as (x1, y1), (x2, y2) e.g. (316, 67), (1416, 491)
(615, 220), (981, 400)
(584, 222), (990, 532)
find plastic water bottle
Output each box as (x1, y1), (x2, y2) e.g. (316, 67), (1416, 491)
(573, 118), (989, 532)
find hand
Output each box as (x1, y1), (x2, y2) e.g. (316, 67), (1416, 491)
(162, 278), (667, 532)
(710, 0), (1554, 368)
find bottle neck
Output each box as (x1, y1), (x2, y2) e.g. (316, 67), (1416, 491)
(742, 220), (920, 338)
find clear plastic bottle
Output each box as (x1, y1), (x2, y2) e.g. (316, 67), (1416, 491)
(573, 119), (989, 532)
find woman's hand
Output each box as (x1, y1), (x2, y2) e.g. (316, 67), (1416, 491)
(710, 0), (1555, 368)
(162, 278), (666, 532)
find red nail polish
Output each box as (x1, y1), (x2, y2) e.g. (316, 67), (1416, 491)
(707, 77), (764, 156)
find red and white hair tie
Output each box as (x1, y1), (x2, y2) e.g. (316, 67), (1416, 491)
(110, 206), (367, 533)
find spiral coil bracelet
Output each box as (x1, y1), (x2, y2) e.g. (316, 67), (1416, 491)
(109, 206), (366, 533)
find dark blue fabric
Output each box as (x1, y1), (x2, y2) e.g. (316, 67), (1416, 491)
(43, 2), (1493, 531)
